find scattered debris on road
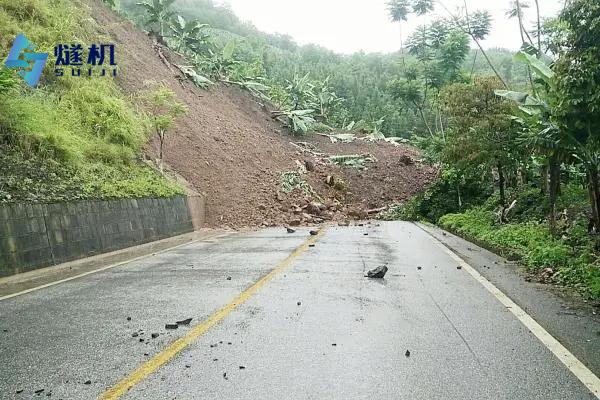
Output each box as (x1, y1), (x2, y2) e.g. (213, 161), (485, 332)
(165, 323), (179, 330)
(227, 276), (232, 280)
(239, 366), (246, 370)
(309, 230), (319, 236)
(405, 350), (411, 357)
(84, 380), (91, 385)
(297, 301), (302, 306)
(365, 265), (389, 279)
(151, 333), (159, 339)
(286, 227), (296, 234)
(176, 318), (193, 326)
(457, 266), (462, 270)
(126, 317), (131, 321)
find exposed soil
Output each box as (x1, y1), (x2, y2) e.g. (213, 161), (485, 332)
(85, 0), (437, 228)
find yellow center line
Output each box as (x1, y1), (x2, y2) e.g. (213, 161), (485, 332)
(99, 228), (327, 400)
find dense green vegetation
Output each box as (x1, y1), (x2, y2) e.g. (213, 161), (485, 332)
(0, 0), (183, 203)
(381, 0), (600, 299)
(116, 0), (529, 136)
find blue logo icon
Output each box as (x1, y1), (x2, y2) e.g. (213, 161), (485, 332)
(4, 34), (48, 88)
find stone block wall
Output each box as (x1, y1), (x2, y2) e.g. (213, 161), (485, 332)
(0, 196), (195, 277)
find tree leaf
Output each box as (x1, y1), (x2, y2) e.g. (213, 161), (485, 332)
(514, 51), (555, 84)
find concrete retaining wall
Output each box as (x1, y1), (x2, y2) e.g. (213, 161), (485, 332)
(0, 196), (198, 278)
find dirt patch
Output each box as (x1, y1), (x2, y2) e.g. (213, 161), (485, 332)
(85, 0), (437, 228)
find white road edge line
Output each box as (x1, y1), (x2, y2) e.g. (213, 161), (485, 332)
(415, 222), (600, 399)
(0, 233), (232, 302)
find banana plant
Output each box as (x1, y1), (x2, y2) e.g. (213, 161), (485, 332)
(495, 50), (569, 233)
(169, 15), (210, 53)
(285, 73), (317, 110)
(136, 0), (176, 38)
(272, 109), (316, 134)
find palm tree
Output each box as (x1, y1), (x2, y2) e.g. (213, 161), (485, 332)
(412, 0), (434, 16)
(136, 0), (176, 38)
(386, 0), (411, 66)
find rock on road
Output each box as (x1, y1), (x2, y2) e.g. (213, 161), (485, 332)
(0, 222), (598, 399)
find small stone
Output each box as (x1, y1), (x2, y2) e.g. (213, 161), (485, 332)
(286, 227), (296, 234)
(176, 318), (193, 326)
(185, 364), (191, 368)
(309, 230), (319, 236)
(239, 366), (246, 370)
(165, 324), (178, 330)
(16, 389), (23, 394)
(309, 244), (316, 248)
(34, 389), (44, 395)
(223, 372), (228, 380)
(364, 233), (369, 236)
(365, 266), (388, 279)
(227, 342), (232, 345)
(126, 317), (132, 321)
(405, 350), (411, 357)
(139, 338), (145, 343)
(151, 333), (159, 339)
(213, 358), (218, 361)
(297, 301), (302, 306)
(417, 266), (422, 270)
(84, 380), (91, 385)
(132, 333), (139, 338)
(457, 266), (462, 270)
(227, 276), (232, 280)
(332, 343), (337, 346)
(144, 353), (149, 356)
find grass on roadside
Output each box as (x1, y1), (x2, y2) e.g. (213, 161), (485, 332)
(0, 0), (184, 203)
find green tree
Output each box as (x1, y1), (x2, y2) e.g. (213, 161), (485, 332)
(141, 86), (187, 172)
(442, 77), (520, 208)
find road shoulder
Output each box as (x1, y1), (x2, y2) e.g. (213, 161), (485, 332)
(0, 229), (230, 299)
(416, 222), (600, 376)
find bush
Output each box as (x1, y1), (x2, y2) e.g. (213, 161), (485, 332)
(439, 207), (600, 299)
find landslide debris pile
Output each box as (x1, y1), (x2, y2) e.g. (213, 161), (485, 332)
(88, 0), (437, 228)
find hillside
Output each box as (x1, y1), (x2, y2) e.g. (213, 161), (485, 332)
(85, 0), (437, 228)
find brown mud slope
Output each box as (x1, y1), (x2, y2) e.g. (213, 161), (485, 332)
(85, 0), (437, 228)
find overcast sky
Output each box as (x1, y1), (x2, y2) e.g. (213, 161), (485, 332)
(216, 0), (563, 54)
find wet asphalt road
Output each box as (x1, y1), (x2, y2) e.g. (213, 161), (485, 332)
(0, 222), (598, 399)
